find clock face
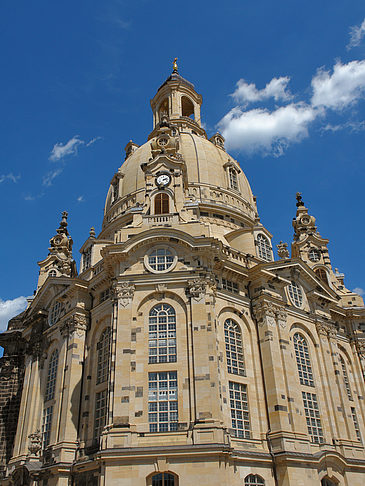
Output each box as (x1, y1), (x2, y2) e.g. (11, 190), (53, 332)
(156, 174), (171, 186)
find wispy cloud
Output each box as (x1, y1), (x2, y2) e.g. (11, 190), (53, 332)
(322, 120), (365, 133)
(77, 195), (84, 202)
(49, 135), (102, 161)
(347, 18), (365, 50)
(0, 296), (30, 332)
(42, 168), (64, 187)
(44, 135), (102, 185)
(86, 136), (103, 147)
(0, 173), (20, 183)
(353, 287), (365, 296)
(49, 135), (84, 161)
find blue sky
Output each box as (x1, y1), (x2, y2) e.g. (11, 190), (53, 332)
(1, 0), (365, 330)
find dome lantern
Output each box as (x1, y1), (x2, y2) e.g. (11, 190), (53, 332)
(150, 61), (203, 135)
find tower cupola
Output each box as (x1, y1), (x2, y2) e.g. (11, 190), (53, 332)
(150, 59), (204, 136)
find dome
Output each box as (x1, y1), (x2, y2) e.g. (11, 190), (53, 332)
(103, 133), (257, 228)
(102, 67), (259, 236)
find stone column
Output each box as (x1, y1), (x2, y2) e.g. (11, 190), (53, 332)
(253, 300), (292, 440)
(104, 281), (135, 449)
(315, 320), (345, 442)
(56, 313), (88, 464)
(186, 276), (226, 444)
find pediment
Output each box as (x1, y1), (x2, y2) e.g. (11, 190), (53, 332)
(267, 260), (339, 303)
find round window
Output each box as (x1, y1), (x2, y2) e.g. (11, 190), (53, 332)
(288, 281), (303, 308)
(144, 247), (177, 274)
(158, 137), (169, 147)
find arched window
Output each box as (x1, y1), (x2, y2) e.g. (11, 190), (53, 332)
(224, 319), (245, 376)
(315, 268), (328, 285)
(339, 355), (352, 400)
(154, 193), (170, 214)
(256, 234), (272, 262)
(45, 350), (59, 401)
(181, 96), (194, 118)
(288, 281), (303, 307)
(158, 98), (169, 122)
(149, 304), (177, 363)
(43, 349), (59, 448)
(48, 270), (56, 277)
(293, 333), (314, 387)
(244, 474), (265, 485)
(229, 168), (238, 190)
(151, 472), (176, 486)
(97, 327), (111, 385)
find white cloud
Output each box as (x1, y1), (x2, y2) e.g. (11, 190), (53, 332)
(49, 135), (84, 161)
(42, 168), (63, 187)
(232, 76), (293, 105)
(353, 287), (365, 296)
(0, 173), (20, 183)
(0, 296), (29, 332)
(77, 195), (84, 202)
(218, 103), (316, 156)
(347, 19), (365, 50)
(311, 61), (365, 110)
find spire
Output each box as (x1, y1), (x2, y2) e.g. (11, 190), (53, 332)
(292, 192), (317, 241)
(172, 57), (178, 74)
(36, 211), (77, 290)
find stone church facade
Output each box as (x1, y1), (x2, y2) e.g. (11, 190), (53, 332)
(0, 66), (365, 486)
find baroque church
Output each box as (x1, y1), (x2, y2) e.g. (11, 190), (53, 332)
(0, 62), (365, 486)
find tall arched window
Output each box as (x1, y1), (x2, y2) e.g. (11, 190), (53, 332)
(339, 355), (352, 400)
(293, 333), (314, 387)
(181, 96), (194, 118)
(154, 193), (170, 214)
(97, 327), (111, 385)
(244, 474), (265, 485)
(229, 168), (238, 190)
(43, 349), (59, 448)
(149, 304), (176, 363)
(224, 319), (245, 376)
(256, 234), (272, 262)
(293, 332), (324, 443)
(45, 350), (59, 401)
(151, 473), (176, 486)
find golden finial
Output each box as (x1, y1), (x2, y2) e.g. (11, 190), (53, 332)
(172, 57), (178, 73)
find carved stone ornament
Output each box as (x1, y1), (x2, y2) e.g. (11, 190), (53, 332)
(315, 320), (337, 338)
(112, 281), (136, 307)
(276, 241), (290, 259)
(254, 301), (287, 328)
(186, 276), (216, 300)
(60, 314), (88, 338)
(28, 430), (42, 456)
(276, 308), (287, 329)
(254, 301), (276, 326)
(356, 340), (365, 358)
